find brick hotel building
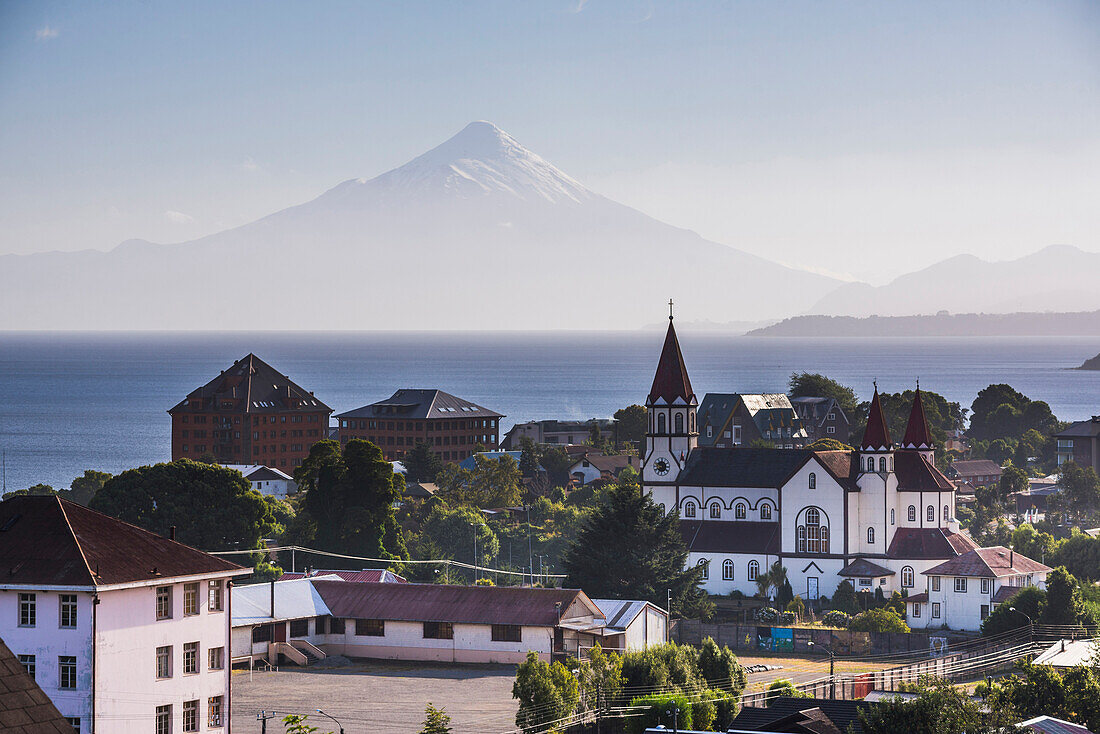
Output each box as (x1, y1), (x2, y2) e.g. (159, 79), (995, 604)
(169, 353), (332, 469)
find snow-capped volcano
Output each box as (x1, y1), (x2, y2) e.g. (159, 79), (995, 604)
(0, 122), (841, 330)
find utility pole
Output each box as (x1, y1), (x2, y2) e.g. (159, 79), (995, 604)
(257, 711), (277, 734)
(469, 522), (478, 583)
(526, 504), (534, 586)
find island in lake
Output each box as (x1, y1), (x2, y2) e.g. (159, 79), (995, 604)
(748, 309), (1100, 338)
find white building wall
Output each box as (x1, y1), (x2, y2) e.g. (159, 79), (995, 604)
(688, 552), (774, 597)
(316, 620), (555, 663)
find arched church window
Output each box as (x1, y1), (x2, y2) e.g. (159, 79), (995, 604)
(867, 457), (875, 471)
(879, 456), (887, 472)
(868, 527), (875, 544)
(709, 502), (721, 519)
(803, 507), (826, 553)
(927, 505), (935, 522)
(760, 503), (772, 520)
(657, 413), (666, 434)
(890, 508), (895, 525)
(908, 505), (916, 522)
(808, 472), (816, 490)
(698, 558), (709, 579)
(722, 559), (734, 580)
(797, 525), (806, 553)
(675, 413), (684, 434)
(735, 503), (746, 519)
(690, 412), (696, 433)
(944, 504), (950, 522)
(821, 526), (830, 553)
(684, 501), (696, 518)
(748, 560), (759, 581)
(902, 566), (914, 588)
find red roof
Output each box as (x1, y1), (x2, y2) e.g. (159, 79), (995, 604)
(886, 527), (978, 560)
(905, 592), (929, 604)
(902, 388), (934, 450)
(860, 389), (892, 451)
(0, 638), (75, 732)
(278, 569), (407, 584)
(924, 546), (1051, 578)
(648, 319), (695, 405)
(0, 495), (246, 587)
(894, 451), (955, 491)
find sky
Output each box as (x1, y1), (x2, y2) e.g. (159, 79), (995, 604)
(1, 1), (1098, 283)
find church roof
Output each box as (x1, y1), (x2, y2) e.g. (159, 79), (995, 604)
(894, 451), (955, 491)
(859, 388), (892, 451)
(678, 448), (810, 488)
(886, 527), (977, 560)
(679, 520), (781, 555)
(902, 388), (934, 449)
(648, 319), (694, 405)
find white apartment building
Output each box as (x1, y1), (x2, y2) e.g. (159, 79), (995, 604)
(0, 495), (250, 733)
(904, 546), (1050, 632)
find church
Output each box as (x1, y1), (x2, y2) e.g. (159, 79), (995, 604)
(642, 313), (980, 606)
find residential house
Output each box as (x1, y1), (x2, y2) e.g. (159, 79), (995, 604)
(0, 637), (76, 733)
(0, 495), (250, 734)
(904, 546), (1050, 632)
(458, 450), (523, 472)
(697, 393), (809, 450)
(944, 460), (1003, 489)
(643, 317), (976, 604)
(335, 389), (502, 462)
(1032, 638), (1100, 670)
(500, 419), (616, 449)
(568, 453), (637, 485)
(790, 397), (851, 445)
(725, 697), (871, 734)
(169, 353), (332, 469)
(221, 464), (297, 498)
(1054, 417), (1100, 472)
(589, 599), (667, 651)
(1012, 476), (1062, 520)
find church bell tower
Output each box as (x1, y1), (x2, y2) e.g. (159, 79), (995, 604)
(643, 301), (698, 484)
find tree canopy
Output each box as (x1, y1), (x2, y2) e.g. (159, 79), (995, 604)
(435, 453), (523, 508)
(613, 405), (648, 449)
(787, 372), (860, 419)
(969, 384), (1061, 443)
(90, 459), (274, 550)
(402, 442), (443, 484)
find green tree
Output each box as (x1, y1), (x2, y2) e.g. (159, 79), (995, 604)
(830, 580), (859, 614)
(848, 607), (910, 633)
(436, 454), (523, 508)
(1043, 567), (1095, 628)
(578, 644), (624, 714)
(981, 586), (1045, 637)
(805, 438), (853, 451)
(418, 703), (452, 734)
(999, 465), (1029, 502)
(64, 470), (111, 505)
(1051, 531), (1100, 582)
(518, 436), (542, 478)
(402, 442), (443, 484)
(613, 405), (648, 449)
(788, 372), (860, 418)
(561, 476), (707, 616)
(2, 483), (56, 499)
(985, 662), (1100, 731)
(293, 439), (407, 559)
(764, 679), (808, 706)
(1056, 462), (1100, 523)
(859, 677), (1017, 734)
(696, 637), (747, 693)
(538, 445), (575, 488)
(282, 714), (330, 734)
(1011, 524), (1056, 565)
(418, 504), (499, 576)
(512, 651), (579, 734)
(969, 384), (1060, 444)
(90, 460), (274, 550)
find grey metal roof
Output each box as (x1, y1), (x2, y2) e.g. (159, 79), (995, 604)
(591, 599), (650, 631)
(336, 389), (503, 420)
(839, 558), (895, 577)
(679, 520), (782, 555)
(678, 447), (812, 487)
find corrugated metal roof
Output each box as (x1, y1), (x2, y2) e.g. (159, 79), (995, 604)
(278, 569), (408, 584)
(1017, 715), (1095, 734)
(592, 599), (650, 631)
(232, 577), (336, 626)
(1032, 639), (1099, 669)
(680, 520), (781, 555)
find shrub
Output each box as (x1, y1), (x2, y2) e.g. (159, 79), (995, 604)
(764, 679), (810, 706)
(849, 607), (910, 634)
(754, 607), (779, 624)
(786, 596), (806, 621)
(626, 693), (694, 734)
(822, 610), (851, 628)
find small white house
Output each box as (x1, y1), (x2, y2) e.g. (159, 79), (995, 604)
(0, 495), (251, 734)
(590, 599), (668, 650)
(569, 454), (637, 486)
(222, 464), (298, 498)
(904, 546), (1050, 632)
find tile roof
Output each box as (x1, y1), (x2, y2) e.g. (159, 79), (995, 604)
(904, 592), (929, 603)
(0, 495), (247, 588)
(679, 520), (781, 555)
(894, 451), (955, 491)
(901, 388), (934, 450)
(678, 447), (811, 488)
(860, 389), (893, 451)
(839, 558), (894, 577)
(924, 546), (1051, 578)
(648, 319), (694, 405)
(312, 581), (592, 627)
(169, 353), (331, 414)
(0, 638), (75, 733)
(886, 527), (978, 560)
(278, 569), (407, 584)
(336, 389), (502, 420)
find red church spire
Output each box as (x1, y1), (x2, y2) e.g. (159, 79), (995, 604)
(647, 302), (695, 405)
(902, 384), (934, 450)
(860, 385), (893, 451)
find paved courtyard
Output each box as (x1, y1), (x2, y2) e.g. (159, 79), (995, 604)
(232, 661), (519, 734)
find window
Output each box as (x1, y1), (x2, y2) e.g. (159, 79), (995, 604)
(183, 700), (199, 732)
(981, 604), (990, 620)
(156, 586), (172, 620)
(67, 718), (81, 733)
(492, 624), (522, 642)
(981, 579), (990, 595)
(657, 414), (666, 434)
(908, 505), (916, 522)
(890, 509), (895, 525)
(18, 593), (35, 627)
(722, 559), (734, 580)
(183, 642), (198, 674)
(927, 506), (935, 522)
(423, 622), (453, 639)
(698, 558), (709, 579)
(799, 507), (827, 553)
(290, 619), (309, 637)
(19, 654), (35, 678)
(59, 594), (78, 628)
(879, 456), (887, 472)
(932, 603), (941, 619)
(156, 645), (172, 679)
(184, 583), (199, 616)
(808, 473), (816, 489)
(331, 618), (346, 634)
(735, 503), (746, 519)
(859, 578), (872, 587)
(867, 456), (874, 471)
(954, 577), (967, 593)
(710, 502), (721, 519)
(156, 705), (172, 734)
(748, 560), (759, 581)
(58, 656), (76, 689)
(706, 425), (713, 438)
(356, 619), (385, 636)
(827, 426), (836, 434)
(674, 413), (684, 434)
(931, 576), (940, 592)
(252, 625), (272, 643)
(901, 566), (914, 588)
(758, 503), (772, 520)
(209, 696), (224, 728)
(943, 505), (950, 522)
(821, 526), (829, 553)
(912, 603), (921, 618)
(209, 580), (224, 612)
(684, 501), (696, 518)
(797, 525), (806, 552)
(867, 527), (875, 544)
(208, 647), (224, 670)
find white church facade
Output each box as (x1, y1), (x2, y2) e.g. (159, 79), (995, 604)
(642, 314), (980, 606)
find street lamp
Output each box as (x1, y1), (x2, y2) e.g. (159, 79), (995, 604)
(315, 709), (345, 734)
(807, 640), (836, 699)
(665, 705), (679, 734)
(1009, 607), (1033, 643)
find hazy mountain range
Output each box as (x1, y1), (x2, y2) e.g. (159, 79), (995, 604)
(1, 122), (1095, 330)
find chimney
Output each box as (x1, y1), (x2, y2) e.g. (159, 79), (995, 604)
(1010, 550), (1014, 567)
(169, 526), (176, 541)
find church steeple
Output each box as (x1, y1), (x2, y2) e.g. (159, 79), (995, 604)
(902, 384), (935, 462)
(648, 305), (695, 406)
(860, 386), (893, 452)
(644, 302), (698, 484)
